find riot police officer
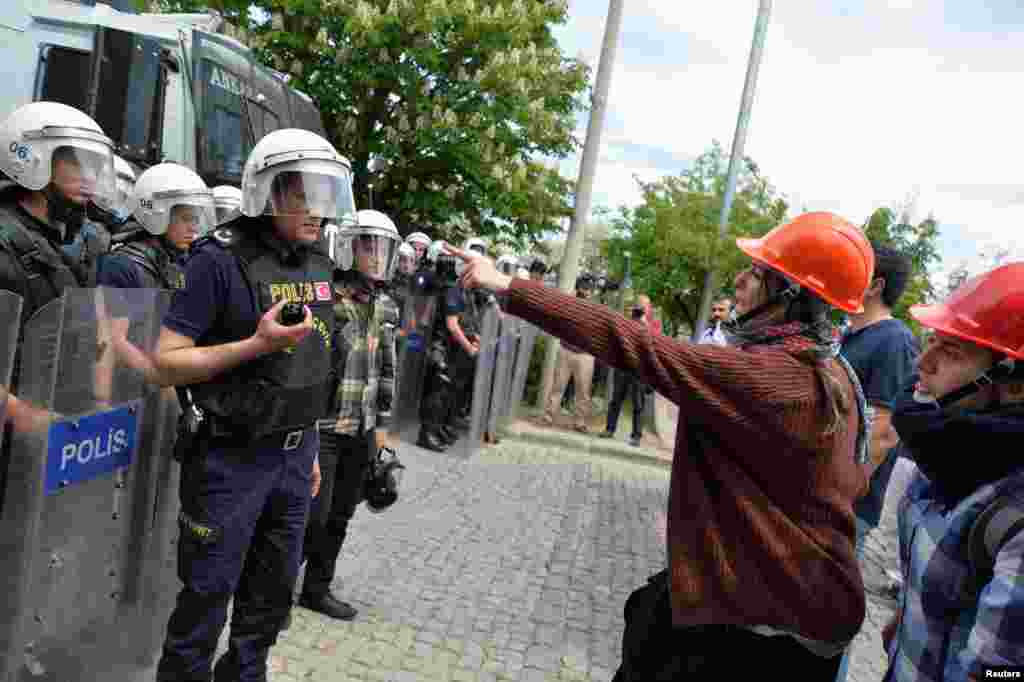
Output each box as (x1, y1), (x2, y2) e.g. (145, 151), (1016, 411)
(405, 230), (431, 265)
(416, 240), (459, 451)
(0, 101), (117, 321)
(82, 153), (136, 234)
(445, 237), (492, 433)
(98, 162), (214, 290)
(153, 128), (352, 681)
(213, 184), (243, 227)
(389, 241), (417, 313)
(296, 208), (401, 621)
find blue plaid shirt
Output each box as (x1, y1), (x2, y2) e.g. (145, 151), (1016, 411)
(884, 468), (1024, 681)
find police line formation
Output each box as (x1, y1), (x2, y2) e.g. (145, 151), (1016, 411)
(0, 100), (1022, 682)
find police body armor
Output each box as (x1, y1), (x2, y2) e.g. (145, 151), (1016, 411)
(188, 222), (336, 441)
(0, 200), (91, 326)
(111, 231), (187, 290)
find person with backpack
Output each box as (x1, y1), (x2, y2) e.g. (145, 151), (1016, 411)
(881, 262), (1024, 682)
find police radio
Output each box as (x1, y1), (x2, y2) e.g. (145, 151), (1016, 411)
(278, 302), (305, 326)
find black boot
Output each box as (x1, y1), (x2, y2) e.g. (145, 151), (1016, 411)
(439, 425), (457, 444)
(417, 426), (447, 453)
(298, 592), (358, 621)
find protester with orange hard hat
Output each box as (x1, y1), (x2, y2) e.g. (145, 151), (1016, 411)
(881, 262), (1024, 682)
(450, 211), (875, 678)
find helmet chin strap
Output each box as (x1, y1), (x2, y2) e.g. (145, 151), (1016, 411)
(731, 282), (801, 328)
(934, 357), (1018, 409)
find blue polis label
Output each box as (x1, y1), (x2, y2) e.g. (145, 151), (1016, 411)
(45, 403), (139, 495)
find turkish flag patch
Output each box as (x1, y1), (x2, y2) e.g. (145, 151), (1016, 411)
(315, 282), (332, 302)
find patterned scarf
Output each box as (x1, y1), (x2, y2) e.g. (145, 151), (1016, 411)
(725, 310), (869, 463)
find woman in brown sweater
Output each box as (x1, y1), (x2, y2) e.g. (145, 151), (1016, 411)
(450, 212), (874, 680)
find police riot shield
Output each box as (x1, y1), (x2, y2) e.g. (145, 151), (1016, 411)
(486, 316), (518, 436)
(0, 287), (176, 682)
(461, 302), (500, 459)
(0, 291), (22, 430)
(503, 322), (541, 428)
(392, 282), (438, 444)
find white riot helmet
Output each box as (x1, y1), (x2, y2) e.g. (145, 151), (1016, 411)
(131, 163), (215, 238)
(241, 128), (356, 227)
(109, 155), (136, 216)
(212, 185), (243, 225)
(0, 101), (116, 206)
(405, 231), (431, 260)
(397, 242), (417, 276)
(457, 237), (488, 275)
(334, 209), (402, 282)
(495, 255), (518, 275)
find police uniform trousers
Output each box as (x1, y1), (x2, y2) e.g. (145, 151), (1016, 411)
(301, 429), (373, 599)
(156, 426), (318, 682)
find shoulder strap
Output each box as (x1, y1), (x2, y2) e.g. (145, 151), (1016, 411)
(116, 241), (167, 287)
(967, 496), (1024, 597)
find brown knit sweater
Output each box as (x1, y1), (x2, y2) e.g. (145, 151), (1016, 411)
(505, 279), (867, 643)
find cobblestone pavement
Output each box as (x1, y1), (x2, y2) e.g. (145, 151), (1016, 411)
(216, 437), (915, 682)
(261, 439), (670, 681)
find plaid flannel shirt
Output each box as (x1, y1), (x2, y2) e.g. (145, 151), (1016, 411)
(885, 467), (1024, 681)
(318, 285), (399, 436)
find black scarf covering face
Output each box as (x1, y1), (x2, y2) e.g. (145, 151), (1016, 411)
(892, 386), (1024, 506)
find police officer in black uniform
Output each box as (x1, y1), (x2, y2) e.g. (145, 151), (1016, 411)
(98, 162), (214, 290)
(412, 240), (457, 452)
(153, 128), (354, 682)
(0, 102), (117, 323)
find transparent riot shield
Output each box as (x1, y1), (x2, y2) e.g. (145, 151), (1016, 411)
(503, 322), (540, 427)
(461, 302), (500, 459)
(392, 287), (438, 444)
(0, 287), (175, 682)
(0, 291), (22, 431)
(486, 315), (518, 436)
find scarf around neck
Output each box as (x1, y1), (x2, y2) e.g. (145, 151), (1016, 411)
(892, 388), (1024, 505)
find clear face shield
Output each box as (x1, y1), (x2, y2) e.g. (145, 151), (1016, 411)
(50, 143), (117, 208)
(215, 204), (239, 225)
(167, 198), (216, 241)
(350, 230), (401, 281)
(398, 253), (417, 276)
(256, 161), (357, 227)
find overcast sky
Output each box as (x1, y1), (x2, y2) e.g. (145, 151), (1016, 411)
(551, 0), (1024, 281)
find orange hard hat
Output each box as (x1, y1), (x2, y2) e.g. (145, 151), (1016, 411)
(736, 211), (875, 314)
(910, 262), (1024, 360)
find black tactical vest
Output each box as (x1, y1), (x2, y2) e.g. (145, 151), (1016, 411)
(0, 200), (88, 325)
(113, 237), (187, 290)
(189, 223), (337, 439)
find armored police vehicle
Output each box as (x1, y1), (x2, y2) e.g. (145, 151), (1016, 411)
(0, 0), (327, 185)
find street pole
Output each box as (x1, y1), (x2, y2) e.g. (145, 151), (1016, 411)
(537, 0), (625, 408)
(692, 0), (772, 342)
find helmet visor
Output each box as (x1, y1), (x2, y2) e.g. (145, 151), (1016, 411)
(215, 202), (241, 225)
(167, 194), (216, 239)
(51, 142), (116, 209)
(254, 160), (356, 225)
(350, 229), (400, 281)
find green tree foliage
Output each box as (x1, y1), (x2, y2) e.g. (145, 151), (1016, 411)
(169, 0), (589, 241)
(602, 141), (788, 333)
(862, 206), (942, 335)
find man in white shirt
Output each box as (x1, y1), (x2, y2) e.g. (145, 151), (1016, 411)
(698, 298), (731, 346)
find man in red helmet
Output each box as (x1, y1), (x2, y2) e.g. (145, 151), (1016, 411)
(449, 212), (874, 678)
(881, 262), (1024, 682)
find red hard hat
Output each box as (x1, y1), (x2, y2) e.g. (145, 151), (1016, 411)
(911, 262), (1024, 360)
(736, 211), (875, 314)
